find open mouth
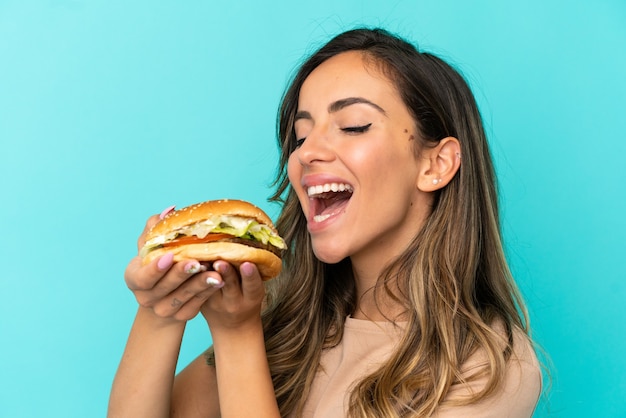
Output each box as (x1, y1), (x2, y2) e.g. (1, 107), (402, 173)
(307, 182), (354, 223)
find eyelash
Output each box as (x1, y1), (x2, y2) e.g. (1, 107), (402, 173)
(294, 123), (372, 149)
(342, 123), (372, 134)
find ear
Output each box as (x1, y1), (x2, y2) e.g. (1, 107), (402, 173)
(416, 137), (461, 192)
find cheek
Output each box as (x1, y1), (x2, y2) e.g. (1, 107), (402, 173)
(347, 140), (417, 196)
(287, 154), (309, 210)
(287, 153), (299, 187)
(347, 142), (395, 180)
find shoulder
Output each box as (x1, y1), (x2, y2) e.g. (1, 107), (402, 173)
(433, 325), (542, 418)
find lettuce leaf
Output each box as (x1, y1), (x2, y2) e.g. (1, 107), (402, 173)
(140, 214), (286, 258)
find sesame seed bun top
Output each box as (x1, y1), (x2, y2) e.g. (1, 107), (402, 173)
(146, 199), (277, 240)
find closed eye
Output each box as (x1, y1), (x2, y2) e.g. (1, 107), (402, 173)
(293, 123), (371, 150)
(341, 123), (372, 134)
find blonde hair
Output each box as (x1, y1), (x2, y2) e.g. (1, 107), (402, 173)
(210, 28), (532, 417)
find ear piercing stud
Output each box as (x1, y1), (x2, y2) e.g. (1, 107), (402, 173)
(432, 178), (442, 185)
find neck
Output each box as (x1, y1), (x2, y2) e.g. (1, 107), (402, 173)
(348, 199), (431, 321)
(350, 260), (406, 322)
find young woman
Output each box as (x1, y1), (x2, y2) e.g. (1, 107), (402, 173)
(109, 28), (541, 417)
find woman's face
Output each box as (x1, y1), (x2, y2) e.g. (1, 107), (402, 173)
(287, 51), (433, 268)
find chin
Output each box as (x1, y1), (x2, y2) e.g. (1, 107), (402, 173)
(311, 244), (348, 265)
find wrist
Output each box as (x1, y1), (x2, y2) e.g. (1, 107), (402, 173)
(210, 317), (264, 350)
(137, 305), (188, 332)
(210, 316), (263, 335)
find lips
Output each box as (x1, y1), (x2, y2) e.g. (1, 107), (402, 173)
(306, 182), (354, 223)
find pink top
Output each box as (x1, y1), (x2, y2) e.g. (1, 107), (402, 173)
(298, 317), (541, 417)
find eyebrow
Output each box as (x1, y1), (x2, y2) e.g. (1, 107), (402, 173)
(294, 96), (386, 122)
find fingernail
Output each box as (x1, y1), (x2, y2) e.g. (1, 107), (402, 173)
(241, 262), (254, 277)
(184, 261), (206, 275)
(213, 261), (228, 274)
(207, 277), (224, 288)
(159, 205), (176, 219)
(157, 252), (175, 270)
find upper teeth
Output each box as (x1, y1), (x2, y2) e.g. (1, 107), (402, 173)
(307, 183), (353, 197)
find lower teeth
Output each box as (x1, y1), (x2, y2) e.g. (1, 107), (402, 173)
(313, 213), (331, 222)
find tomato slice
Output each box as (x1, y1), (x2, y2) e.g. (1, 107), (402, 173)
(161, 233), (234, 247)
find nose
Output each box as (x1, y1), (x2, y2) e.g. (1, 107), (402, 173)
(296, 128), (335, 166)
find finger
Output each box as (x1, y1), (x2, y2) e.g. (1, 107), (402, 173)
(129, 256), (212, 308)
(213, 261), (242, 304)
(158, 205), (177, 220)
(173, 286), (218, 321)
(239, 262), (265, 302)
(136, 205), (176, 251)
(125, 252), (175, 292)
(151, 269), (220, 319)
(148, 258), (210, 297)
(214, 261), (240, 287)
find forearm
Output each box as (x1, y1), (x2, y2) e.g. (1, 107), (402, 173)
(108, 306), (186, 418)
(212, 320), (280, 418)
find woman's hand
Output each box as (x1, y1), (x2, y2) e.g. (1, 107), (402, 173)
(124, 212), (223, 323)
(200, 260), (266, 333)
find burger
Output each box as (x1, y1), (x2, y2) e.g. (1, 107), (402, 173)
(140, 199), (286, 280)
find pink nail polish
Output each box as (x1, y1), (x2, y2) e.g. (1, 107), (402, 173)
(157, 252), (175, 270)
(241, 262), (255, 276)
(159, 205), (176, 219)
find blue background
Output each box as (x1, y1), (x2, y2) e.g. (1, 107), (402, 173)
(1, 1), (625, 417)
